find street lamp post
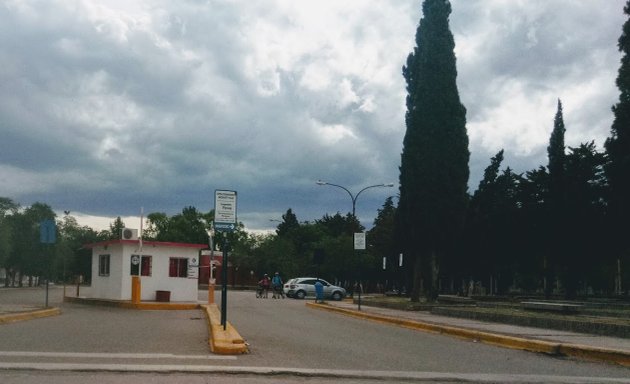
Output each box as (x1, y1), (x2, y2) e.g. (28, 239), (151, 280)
(316, 180), (394, 310)
(316, 180), (394, 218)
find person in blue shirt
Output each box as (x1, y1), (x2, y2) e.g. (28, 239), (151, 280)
(314, 280), (324, 303)
(272, 272), (284, 299)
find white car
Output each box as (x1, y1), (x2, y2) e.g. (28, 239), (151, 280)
(283, 277), (346, 301)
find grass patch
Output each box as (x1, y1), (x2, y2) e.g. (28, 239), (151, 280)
(360, 295), (630, 338)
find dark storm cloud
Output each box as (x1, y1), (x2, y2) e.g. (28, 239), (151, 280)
(0, 0), (624, 231)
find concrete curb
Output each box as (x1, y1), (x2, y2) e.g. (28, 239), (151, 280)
(307, 302), (630, 367)
(201, 304), (248, 355)
(63, 295), (200, 310)
(0, 307), (61, 324)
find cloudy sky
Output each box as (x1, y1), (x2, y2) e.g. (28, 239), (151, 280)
(0, 0), (625, 233)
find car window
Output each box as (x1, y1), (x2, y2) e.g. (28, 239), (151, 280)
(300, 279), (316, 285)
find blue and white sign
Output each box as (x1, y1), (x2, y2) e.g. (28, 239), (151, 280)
(214, 222), (236, 231)
(39, 219), (56, 244)
(214, 190), (237, 232)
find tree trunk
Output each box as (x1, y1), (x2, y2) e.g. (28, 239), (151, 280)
(428, 250), (439, 301)
(410, 256), (422, 302)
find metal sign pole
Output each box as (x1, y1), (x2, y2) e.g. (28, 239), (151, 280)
(45, 244), (49, 308)
(214, 189), (237, 331)
(40, 219), (56, 308)
(221, 239), (229, 330)
(354, 232), (366, 311)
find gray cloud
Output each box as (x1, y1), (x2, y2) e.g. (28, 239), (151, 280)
(0, 0), (625, 231)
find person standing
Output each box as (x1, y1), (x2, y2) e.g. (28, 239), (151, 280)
(272, 272), (284, 299)
(259, 274), (271, 298)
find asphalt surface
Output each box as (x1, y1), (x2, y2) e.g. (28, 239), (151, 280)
(1, 285), (629, 383)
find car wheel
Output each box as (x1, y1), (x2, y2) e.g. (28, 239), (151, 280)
(331, 291), (342, 301)
(295, 290), (306, 299)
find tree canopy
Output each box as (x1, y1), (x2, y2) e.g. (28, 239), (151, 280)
(397, 0), (469, 301)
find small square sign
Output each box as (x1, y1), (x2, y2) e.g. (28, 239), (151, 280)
(354, 232), (366, 250)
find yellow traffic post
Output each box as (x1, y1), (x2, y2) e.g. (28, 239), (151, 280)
(131, 275), (141, 304)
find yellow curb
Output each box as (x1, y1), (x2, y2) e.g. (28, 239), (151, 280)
(201, 304), (248, 355)
(121, 302), (200, 310)
(559, 344), (630, 367)
(307, 303), (630, 367)
(0, 307), (61, 324)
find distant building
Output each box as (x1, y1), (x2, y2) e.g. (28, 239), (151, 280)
(84, 239), (206, 302)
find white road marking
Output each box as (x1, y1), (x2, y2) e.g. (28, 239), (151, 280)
(0, 351), (236, 360)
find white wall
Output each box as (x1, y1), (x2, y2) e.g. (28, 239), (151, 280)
(90, 242), (199, 302)
(91, 244), (124, 300)
(128, 244), (199, 302)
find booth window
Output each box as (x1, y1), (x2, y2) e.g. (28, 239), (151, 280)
(131, 255), (153, 276)
(141, 256), (152, 276)
(169, 257), (188, 278)
(99, 254), (110, 276)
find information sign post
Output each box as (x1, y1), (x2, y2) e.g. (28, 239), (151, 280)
(39, 219), (56, 308)
(354, 232), (366, 311)
(214, 190), (237, 330)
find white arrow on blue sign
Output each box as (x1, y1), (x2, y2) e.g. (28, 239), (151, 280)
(214, 222), (236, 232)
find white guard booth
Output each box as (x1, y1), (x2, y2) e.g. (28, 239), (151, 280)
(85, 239), (206, 302)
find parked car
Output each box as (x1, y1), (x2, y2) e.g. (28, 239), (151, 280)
(283, 277), (346, 300)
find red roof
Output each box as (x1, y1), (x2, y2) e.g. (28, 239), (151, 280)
(84, 239), (208, 249)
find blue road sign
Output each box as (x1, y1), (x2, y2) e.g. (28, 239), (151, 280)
(39, 219), (56, 244)
(214, 222), (236, 232)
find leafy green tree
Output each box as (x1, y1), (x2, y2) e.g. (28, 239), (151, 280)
(466, 152), (521, 294)
(7, 203), (56, 286)
(143, 212), (169, 240)
(317, 212), (362, 237)
(516, 167), (550, 292)
(604, 0), (630, 292)
(107, 217), (126, 240)
(367, 197), (397, 289)
(168, 206), (211, 244)
(276, 208), (300, 236)
(145, 207), (213, 244)
(0, 198), (19, 286)
(397, 0), (469, 301)
(56, 213), (101, 283)
(563, 142), (608, 297)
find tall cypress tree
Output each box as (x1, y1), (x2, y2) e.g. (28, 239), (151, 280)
(397, 0), (469, 301)
(548, 99), (566, 202)
(605, 1), (630, 281)
(546, 99), (566, 297)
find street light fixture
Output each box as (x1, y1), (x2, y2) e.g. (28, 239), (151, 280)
(316, 180), (394, 311)
(316, 180), (395, 218)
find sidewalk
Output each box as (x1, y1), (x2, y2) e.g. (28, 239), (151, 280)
(308, 300), (630, 367)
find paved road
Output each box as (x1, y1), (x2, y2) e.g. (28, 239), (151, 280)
(0, 287), (629, 383)
(227, 290), (630, 378)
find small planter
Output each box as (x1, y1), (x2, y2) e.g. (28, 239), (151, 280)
(156, 290), (171, 302)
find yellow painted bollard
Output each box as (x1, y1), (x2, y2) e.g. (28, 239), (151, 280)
(208, 283), (215, 304)
(131, 275), (141, 304)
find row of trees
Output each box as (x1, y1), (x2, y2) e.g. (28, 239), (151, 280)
(0, 199), (378, 291)
(0, 199), (103, 287)
(2, 0), (628, 301)
(394, 0), (630, 301)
